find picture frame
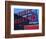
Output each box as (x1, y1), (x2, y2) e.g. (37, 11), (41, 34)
(5, 1), (45, 38)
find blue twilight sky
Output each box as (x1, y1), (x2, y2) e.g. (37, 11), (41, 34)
(14, 8), (25, 14)
(14, 8), (39, 14)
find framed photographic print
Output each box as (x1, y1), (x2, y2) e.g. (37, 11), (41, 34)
(5, 1), (45, 38)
